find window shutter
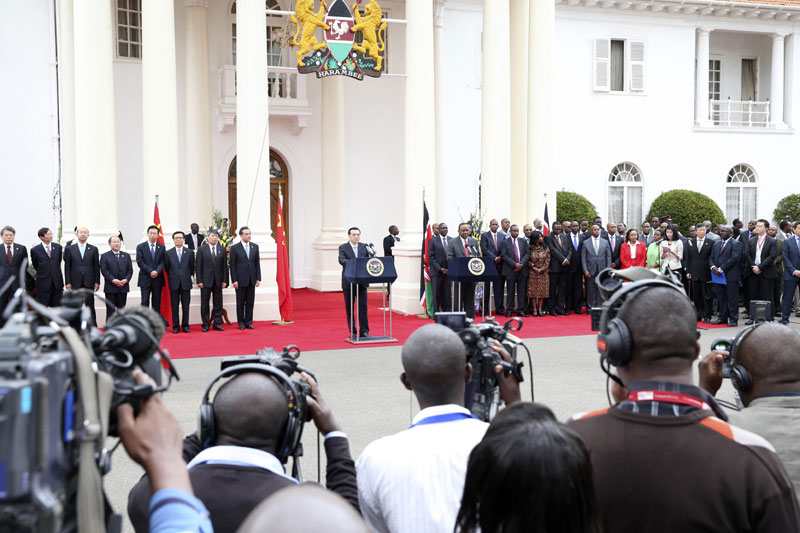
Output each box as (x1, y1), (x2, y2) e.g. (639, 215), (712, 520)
(629, 41), (645, 92)
(593, 38), (611, 92)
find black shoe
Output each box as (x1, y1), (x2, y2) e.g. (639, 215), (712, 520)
(246, 325), (254, 330)
(213, 325), (224, 331)
(796, 312), (800, 318)
(238, 324), (245, 330)
(360, 332), (370, 338)
(781, 320), (790, 325)
(702, 318), (711, 324)
(202, 325), (209, 332)
(728, 320), (738, 327)
(518, 311), (529, 317)
(172, 327), (180, 334)
(711, 319), (727, 325)
(182, 326), (190, 333)
(744, 319), (754, 325)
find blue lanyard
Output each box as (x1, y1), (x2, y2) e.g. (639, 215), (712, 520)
(409, 412), (478, 428)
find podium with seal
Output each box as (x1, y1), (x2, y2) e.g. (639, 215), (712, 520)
(343, 256), (398, 344)
(446, 256), (500, 318)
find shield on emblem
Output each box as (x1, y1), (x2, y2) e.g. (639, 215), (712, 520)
(324, 0), (355, 64)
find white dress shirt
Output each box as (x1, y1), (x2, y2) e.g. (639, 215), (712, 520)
(187, 445), (298, 484)
(356, 404), (488, 533)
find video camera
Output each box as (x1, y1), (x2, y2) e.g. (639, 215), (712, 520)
(0, 268), (176, 533)
(434, 312), (524, 422)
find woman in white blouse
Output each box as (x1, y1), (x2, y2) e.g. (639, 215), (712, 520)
(661, 224), (684, 277)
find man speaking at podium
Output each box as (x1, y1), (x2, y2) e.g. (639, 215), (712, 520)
(338, 227), (370, 338)
(447, 222), (481, 319)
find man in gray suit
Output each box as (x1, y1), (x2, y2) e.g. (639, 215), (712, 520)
(446, 222), (481, 319)
(581, 224), (612, 309)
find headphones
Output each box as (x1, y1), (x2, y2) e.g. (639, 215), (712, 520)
(197, 363), (306, 464)
(727, 322), (765, 393)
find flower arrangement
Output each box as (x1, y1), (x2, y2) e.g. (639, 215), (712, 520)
(458, 206), (486, 313)
(209, 209), (235, 262)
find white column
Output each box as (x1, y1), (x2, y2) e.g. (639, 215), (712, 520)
(785, 33), (795, 128)
(237, 0), (278, 319)
(771, 33), (787, 129)
(526, 0), (555, 223)
(58, 0), (77, 242)
(480, 0), (511, 220)
(392, 0), (435, 315)
(310, 77), (348, 292)
(433, 0), (446, 221)
(509, 0), (529, 225)
(73, 0), (118, 244)
(695, 28), (712, 127)
(185, 0), (213, 226)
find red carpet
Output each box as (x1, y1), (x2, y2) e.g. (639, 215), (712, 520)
(160, 288), (730, 359)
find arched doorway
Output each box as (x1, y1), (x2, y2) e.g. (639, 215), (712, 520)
(227, 150), (290, 251)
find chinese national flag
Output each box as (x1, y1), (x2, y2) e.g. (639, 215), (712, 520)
(276, 194), (293, 321)
(153, 201), (172, 325)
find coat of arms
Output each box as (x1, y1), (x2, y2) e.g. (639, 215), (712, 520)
(290, 0), (387, 80)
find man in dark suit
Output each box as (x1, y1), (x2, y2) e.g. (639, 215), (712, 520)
(383, 225), (399, 257)
(186, 223), (205, 251)
(136, 225), (166, 316)
(480, 219), (505, 315)
(196, 229), (228, 332)
(338, 227), (369, 337)
(686, 222), (714, 322)
(743, 219), (778, 324)
(100, 235), (133, 320)
(781, 221), (800, 325)
(581, 224), (612, 309)
(428, 223), (452, 314)
(164, 231), (195, 333)
(545, 221), (572, 316)
(603, 222), (624, 269)
(567, 221), (585, 314)
(0, 225), (28, 319)
(63, 226), (100, 326)
(770, 226), (784, 317)
(592, 217), (609, 240)
(710, 226), (743, 326)
(446, 222), (481, 319)
(127, 370), (358, 533)
(500, 224), (529, 317)
(30, 227), (63, 307)
(639, 222), (655, 246)
(229, 226), (261, 330)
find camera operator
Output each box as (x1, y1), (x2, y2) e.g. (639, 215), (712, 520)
(127, 368), (357, 533)
(569, 278), (800, 531)
(699, 322), (800, 500)
(356, 323), (520, 533)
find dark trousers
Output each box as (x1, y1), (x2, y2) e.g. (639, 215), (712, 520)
(716, 282), (740, 322)
(691, 280), (711, 320)
(568, 270), (584, 312)
(0, 289), (12, 325)
(586, 275), (602, 309)
(431, 274), (451, 313)
(73, 283), (97, 326)
(548, 271), (568, 313)
(235, 284), (256, 326)
(105, 292), (127, 320)
(170, 288), (191, 328)
(782, 277), (799, 322)
(505, 272), (527, 313)
(747, 275), (775, 312)
(774, 277), (783, 316)
(343, 283), (368, 335)
(490, 266), (504, 313)
(141, 285), (163, 311)
(200, 285), (223, 327)
(36, 285), (62, 307)
(453, 281), (476, 319)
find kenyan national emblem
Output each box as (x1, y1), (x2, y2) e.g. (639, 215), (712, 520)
(291, 0), (387, 81)
(468, 258), (486, 276)
(367, 257), (385, 277)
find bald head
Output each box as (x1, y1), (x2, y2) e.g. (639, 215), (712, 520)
(213, 372), (289, 452)
(737, 324), (800, 403)
(401, 324), (468, 407)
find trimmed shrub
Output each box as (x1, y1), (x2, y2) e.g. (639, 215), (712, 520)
(773, 194), (800, 224)
(556, 190), (598, 224)
(646, 189), (726, 234)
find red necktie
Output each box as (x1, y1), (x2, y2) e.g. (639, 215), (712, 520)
(493, 234), (497, 251)
(464, 240), (469, 256)
(514, 240), (520, 262)
(6, 246), (11, 265)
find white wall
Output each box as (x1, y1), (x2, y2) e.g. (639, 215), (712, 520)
(710, 30), (773, 103)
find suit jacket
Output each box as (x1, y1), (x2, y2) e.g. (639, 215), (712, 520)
(619, 241), (647, 269)
(480, 232), (503, 262)
(186, 232), (205, 251)
(135, 241), (166, 288)
(545, 232), (572, 273)
(639, 232), (655, 246)
(337, 241), (369, 288)
(581, 236), (612, 275)
(428, 235), (451, 274)
(782, 235), (800, 281)
(164, 247), (195, 291)
(603, 234), (624, 268)
(500, 236), (530, 277)
(743, 236), (778, 280)
(0, 243), (28, 294)
(63, 243), (99, 288)
(710, 238), (743, 283)
(447, 236), (481, 261)
(775, 239), (784, 274)
(383, 234), (397, 257)
(196, 244), (228, 288)
(686, 237), (714, 281)
(100, 250), (133, 293)
(30, 243), (63, 291)
(127, 434), (358, 533)
(229, 241), (261, 287)
(739, 231), (754, 246)
(566, 232), (584, 272)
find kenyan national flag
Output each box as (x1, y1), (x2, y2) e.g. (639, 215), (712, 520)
(325, 0), (355, 64)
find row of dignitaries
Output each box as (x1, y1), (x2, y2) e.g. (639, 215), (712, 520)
(427, 222), (483, 319)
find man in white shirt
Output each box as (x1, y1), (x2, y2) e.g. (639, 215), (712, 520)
(356, 324), (521, 533)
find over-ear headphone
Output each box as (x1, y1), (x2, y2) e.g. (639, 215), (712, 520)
(727, 323), (765, 393)
(197, 363), (306, 464)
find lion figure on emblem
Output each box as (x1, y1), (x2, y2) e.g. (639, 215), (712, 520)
(350, 0), (387, 71)
(291, 0), (330, 67)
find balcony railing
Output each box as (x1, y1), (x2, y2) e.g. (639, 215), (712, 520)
(708, 99), (770, 128)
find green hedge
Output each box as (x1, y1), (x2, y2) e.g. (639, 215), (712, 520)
(556, 190), (598, 223)
(646, 189), (726, 234)
(773, 194), (800, 224)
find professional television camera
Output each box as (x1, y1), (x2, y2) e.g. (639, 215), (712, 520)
(0, 267), (177, 533)
(434, 312), (525, 422)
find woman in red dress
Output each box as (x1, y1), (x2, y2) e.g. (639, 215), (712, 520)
(619, 228), (647, 269)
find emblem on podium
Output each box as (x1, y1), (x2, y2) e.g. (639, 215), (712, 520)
(366, 257), (385, 277)
(468, 258), (486, 276)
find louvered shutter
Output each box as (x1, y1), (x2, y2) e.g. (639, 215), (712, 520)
(630, 41), (645, 92)
(593, 38), (611, 92)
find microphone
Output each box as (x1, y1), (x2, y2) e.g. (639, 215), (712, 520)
(367, 243), (376, 257)
(469, 245), (479, 257)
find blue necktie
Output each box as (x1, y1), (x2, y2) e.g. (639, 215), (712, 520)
(573, 234), (578, 250)
(80, 246), (85, 260)
(177, 249), (181, 263)
(151, 244), (155, 260)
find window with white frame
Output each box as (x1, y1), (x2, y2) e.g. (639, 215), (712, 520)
(231, 0), (285, 67)
(593, 39), (645, 93)
(116, 0), (141, 59)
(726, 164), (757, 223)
(608, 162), (643, 227)
(709, 58), (722, 123)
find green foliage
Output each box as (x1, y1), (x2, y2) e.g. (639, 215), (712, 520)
(556, 190), (597, 223)
(645, 190), (726, 234)
(773, 194), (800, 224)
